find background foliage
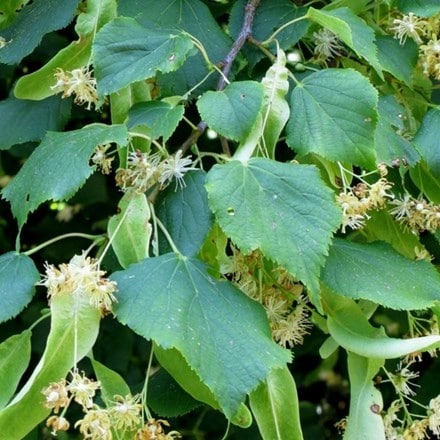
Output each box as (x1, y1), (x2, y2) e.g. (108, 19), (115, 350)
(1, 0), (440, 439)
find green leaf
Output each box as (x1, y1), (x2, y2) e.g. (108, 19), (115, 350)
(261, 47), (290, 157)
(306, 7), (382, 77)
(322, 239), (440, 310)
(148, 365), (202, 418)
(286, 69), (378, 168)
(0, 0), (79, 65)
(2, 123), (129, 229)
(0, 287), (101, 438)
(206, 159), (341, 301)
(14, 0), (117, 100)
(91, 359), (131, 405)
(93, 17), (194, 97)
(396, 0), (440, 17)
(127, 101), (185, 143)
(344, 353), (385, 440)
(0, 96), (70, 150)
(376, 36), (418, 87)
(323, 292), (440, 358)
(156, 171), (213, 257)
(249, 366), (304, 440)
(111, 254), (290, 418)
(0, 252), (39, 323)
(107, 192), (152, 268)
(409, 161), (440, 204)
(197, 81), (265, 143)
(374, 95), (420, 166)
(413, 108), (440, 179)
(118, 0), (231, 96)
(0, 330), (32, 409)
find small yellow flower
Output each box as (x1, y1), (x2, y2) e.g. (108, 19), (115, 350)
(67, 371), (100, 410)
(135, 419), (181, 440)
(42, 379), (70, 413)
(109, 394), (142, 430)
(428, 395), (440, 437)
(390, 13), (427, 45)
(157, 150), (196, 190)
(51, 66), (98, 110)
(92, 144), (114, 175)
(419, 35), (440, 80)
(46, 415), (70, 434)
(75, 409), (112, 440)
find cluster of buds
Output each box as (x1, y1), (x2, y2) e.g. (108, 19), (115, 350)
(115, 150), (196, 193)
(389, 194), (440, 234)
(312, 28), (344, 62)
(224, 248), (311, 348)
(51, 66), (98, 110)
(336, 176), (394, 233)
(41, 252), (117, 315)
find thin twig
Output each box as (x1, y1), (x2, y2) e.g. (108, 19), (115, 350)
(180, 0), (261, 154)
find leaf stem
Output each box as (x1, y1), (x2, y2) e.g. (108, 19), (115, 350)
(155, 216), (181, 255)
(262, 15), (308, 46)
(24, 233), (104, 257)
(141, 344), (155, 421)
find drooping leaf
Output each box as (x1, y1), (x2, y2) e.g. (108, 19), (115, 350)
(396, 0), (440, 17)
(344, 353), (385, 440)
(323, 292), (440, 358)
(374, 95), (420, 166)
(156, 171), (213, 257)
(107, 192), (151, 268)
(118, 0), (231, 95)
(148, 363), (202, 418)
(229, 0), (309, 66)
(413, 108), (440, 179)
(0, 96), (70, 150)
(0, 252), (40, 323)
(286, 68), (378, 168)
(14, 0), (117, 100)
(154, 345), (252, 427)
(322, 239), (440, 310)
(91, 359), (131, 405)
(0, 0), (79, 65)
(206, 158), (341, 302)
(307, 7), (382, 77)
(376, 35), (418, 87)
(93, 17), (194, 97)
(2, 123), (129, 229)
(249, 366), (304, 440)
(111, 253), (290, 418)
(260, 47), (290, 157)
(127, 101), (185, 143)
(0, 288), (101, 438)
(197, 81), (265, 143)
(0, 330), (32, 409)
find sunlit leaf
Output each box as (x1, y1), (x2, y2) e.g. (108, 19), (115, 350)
(286, 69), (378, 168)
(206, 158), (341, 302)
(322, 239), (440, 310)
(2, 124), (129, 229)
(111, 254), (290, 418)
(0, 252), (39, 323)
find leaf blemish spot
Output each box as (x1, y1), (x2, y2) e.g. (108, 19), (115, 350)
(227, 207), (235, 216)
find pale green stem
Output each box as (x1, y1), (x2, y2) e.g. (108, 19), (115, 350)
(155, 216), (181, 255)
(128, 131), (166, 154)
(28, 311), (51, 331)
(141, 345), (155, 421)
(183, 69), (216, 100)
(262, 15), (308, 46)
(24, 232), (104, 257)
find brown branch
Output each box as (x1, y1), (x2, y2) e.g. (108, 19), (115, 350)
(181, 0), (261, 155)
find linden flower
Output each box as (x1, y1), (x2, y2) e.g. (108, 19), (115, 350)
(67, 371), (100, 410)
(390, 361), (420, 397)
(46, 415), (70, 435)
(41, 252), (117, 313)
(92, 144), (114, 175)
(75, 409), (112, 440)
(336, 190), (370, 233)
(368, 178), (394, 209)
(428, 395), (440, 437)
(109, 394), (143, 430)
(402, 419), (429, 440)
(390, 12), (427, 45)
(42, 379), (69, 413)
(135, 419), (181, 440)
(419, 35), (440, 80)
(157, 150), (197, 190)
(51, 66), (98, 110)
(313, 28), (344, 60)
